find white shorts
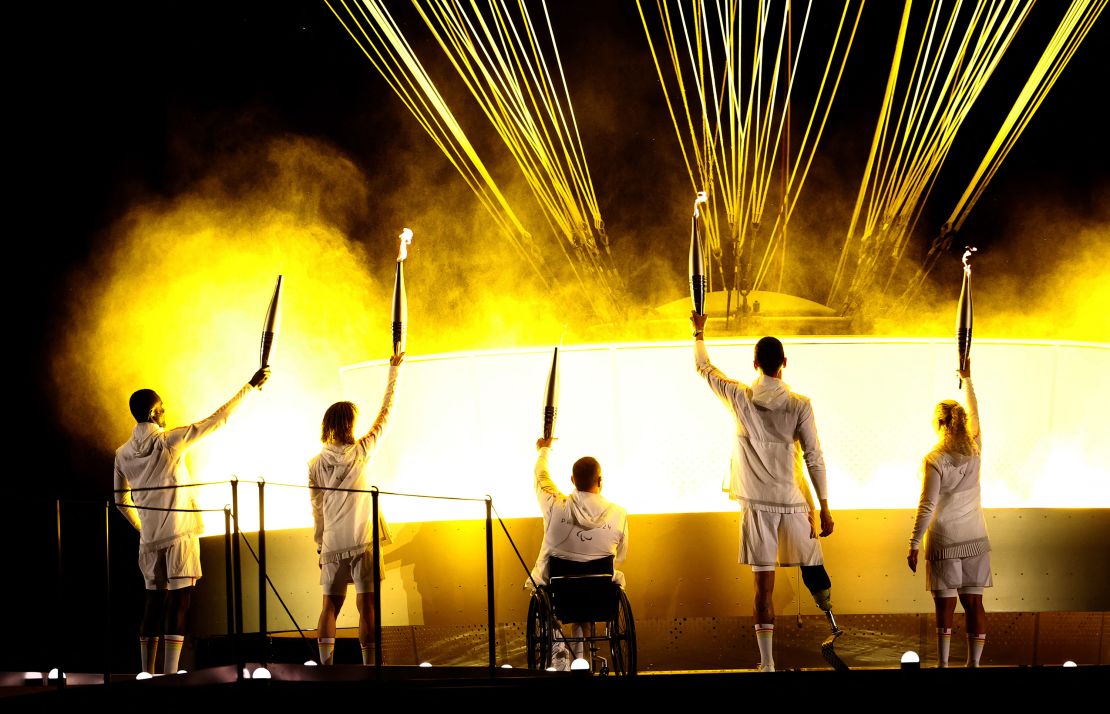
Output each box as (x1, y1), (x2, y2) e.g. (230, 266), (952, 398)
(926, 551), (993, 598)
(321, 551), (377, 595)
(139, 537), (201, 591)
(739, 508), (823, 569)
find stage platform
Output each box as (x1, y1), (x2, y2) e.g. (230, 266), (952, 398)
(3, 663), (1106, 709)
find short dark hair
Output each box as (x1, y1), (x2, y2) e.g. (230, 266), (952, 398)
(321, 401), (357, 444)
(571, 456), (602, 490)
(129, 389), (159, 422)
(754, 336), (785, 374)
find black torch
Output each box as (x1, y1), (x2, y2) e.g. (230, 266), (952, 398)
(542, 347), (560, 440)
(690, 191), (708, 316)
(956, 246), (976, 388)
(392, 228), (413, 356)
(260, 275), (283, 369)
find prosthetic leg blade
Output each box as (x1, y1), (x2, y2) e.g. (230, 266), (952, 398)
(820, 610), (849, 671)
(821, 630), (848, 671)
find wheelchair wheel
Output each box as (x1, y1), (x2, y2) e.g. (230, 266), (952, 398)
(526, 589), (553, 670)
(607, 589), (637, 675)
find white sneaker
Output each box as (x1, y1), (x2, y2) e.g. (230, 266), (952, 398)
(758, 663), (775, 672)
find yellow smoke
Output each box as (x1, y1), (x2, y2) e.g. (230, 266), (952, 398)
(871, 193), (1110, 342)
(55, 138), (391, 532)
(53, 135), (599, 532)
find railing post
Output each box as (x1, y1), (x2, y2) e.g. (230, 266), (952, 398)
(104, 500), (111, 686)
(486, 496), (495, 672)
(371, 486), (382, 678)
(224, 506), (234, 642)
(258, 478), (267, 640)
(231, 478), (244, 680)
(55, 499), (65, 687)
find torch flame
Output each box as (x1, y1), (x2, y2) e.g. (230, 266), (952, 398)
(397, 228), (414, 262)
(693, 191), (708, 217)
(962, 245), (977, 274)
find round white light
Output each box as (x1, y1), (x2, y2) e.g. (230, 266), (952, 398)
(545, 666), (558, 672)
(501, 664), (512, 669)
(47, 669), (60, 680)
(900, 651), (920, 664)
(1063, 661), (1077, 667)
(419, 662), (433, 668)
(136, 672), (153, 680)
(570, 658), (590, 671)
(176, 669), (187, 675)
(304, 660), (318, 666)
(242, 667), (251, 678)
(252, 667), (272, 679)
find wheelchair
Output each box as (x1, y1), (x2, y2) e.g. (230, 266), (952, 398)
(525, 555), (636, 675)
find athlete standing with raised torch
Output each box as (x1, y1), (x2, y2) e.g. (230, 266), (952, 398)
(688, 194), (844, 671)
(309, 228), (409, 666)
(114, 282), (274, 675)
(906, 247), (991, 668)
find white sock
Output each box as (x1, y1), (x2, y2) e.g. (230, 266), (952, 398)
(318, 637), (336, 665)
(360, 643), (375, 666)
(937, 628), (952, 668)
(571, 625), (585, 660)
(755, 624), (774, 668)
(163, 635), (184, 674)
(140, 636), (159, 674)
(967, 633), (986, 667)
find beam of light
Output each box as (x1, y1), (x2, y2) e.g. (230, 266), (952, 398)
(900, 0), (1106, 309)
(639, 1), (864, 307)
(830, 1), (1103, 316)
(324, 0), (553, 289)
(326, 0), (624, 320)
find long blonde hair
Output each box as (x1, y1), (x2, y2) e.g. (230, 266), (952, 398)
(934, 400), (978, 456)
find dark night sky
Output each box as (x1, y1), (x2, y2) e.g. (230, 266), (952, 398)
(6, 0), (1106, 670)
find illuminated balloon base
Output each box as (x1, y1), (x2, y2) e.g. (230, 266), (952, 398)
(336, 337), (1110, 525)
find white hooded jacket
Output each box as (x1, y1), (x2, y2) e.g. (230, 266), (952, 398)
(695, 340), (827, 513)
(309, 364), (399, 564)
(529, 447), (629, 587)
(114, 383), (256, 552)
(909, 378), (989, 560)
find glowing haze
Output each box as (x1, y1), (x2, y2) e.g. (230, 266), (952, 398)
(54, 134), (1108, 534)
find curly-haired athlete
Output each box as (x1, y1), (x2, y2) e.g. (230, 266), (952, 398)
(310, 353), (403, 666)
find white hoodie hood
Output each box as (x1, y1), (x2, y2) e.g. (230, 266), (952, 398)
(529, 448), (629, 587)
(751, 375), (790, 410)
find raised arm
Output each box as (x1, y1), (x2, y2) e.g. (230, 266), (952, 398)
(113, 459), (142, 532)
(691, 312), (745, 403)
(534, 437), (563, 513)
(961, 363), (980, 444)
(356, 354), (403, 454)
(166, 367), (270, 452)
(907, 458), (942, 572)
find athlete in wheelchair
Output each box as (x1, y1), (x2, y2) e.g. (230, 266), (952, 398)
(525, 437), (635, 675)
